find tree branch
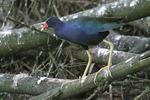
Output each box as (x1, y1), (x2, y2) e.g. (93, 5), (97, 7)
(1, 50), (150, 99)
(31, 50), (150, 100)
(1, 0), (150, 58)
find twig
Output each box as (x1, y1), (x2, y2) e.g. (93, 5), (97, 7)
(47, 51), (59, 76)
(21, 61), (33, 71)
(63, 68), (78, 79)
(25, 0), (29, 24)
(2, 57), (26, 68)
(0, 94), (8, 100)
(31, 55), (39, 76)
(134, 86), (150, 100)
(33, 2), (42, 22)
(74, 0), (85, 11)
(45, 0), (52, 18)
(7, 17), (50, 35)
(55, 40), (65, 59)
(53, 0), (60, 18)
(31, 55), (52, 76)
(112, 81), (146, 90)
(46, 89), (62, 100)
(31, 88), (62, 100)
(1, 0), (14, 28)
(127, 75), (144, 80)
(49, 52), (58, 69)
(0, 0), (5, 7)
(85, 80), (107, 100)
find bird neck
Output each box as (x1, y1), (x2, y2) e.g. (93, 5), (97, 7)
(53, 20), (64, 36)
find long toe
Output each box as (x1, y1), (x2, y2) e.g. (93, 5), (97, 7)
(61, 76), (82, 89)
(61, 79), (78, 89)
(94, 65), (112, 84)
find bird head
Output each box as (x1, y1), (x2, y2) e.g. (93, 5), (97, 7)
(41, 17), (60, 31)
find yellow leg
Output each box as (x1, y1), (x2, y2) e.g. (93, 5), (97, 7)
(61, 50), (92, 89)
(94, 39), (114, 84)
(82, 50), (92, 77)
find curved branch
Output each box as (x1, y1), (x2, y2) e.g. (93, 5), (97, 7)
(1, 50), (150, 99)
(1, 0), (150, 58)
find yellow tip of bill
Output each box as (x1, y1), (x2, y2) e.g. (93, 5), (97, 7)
(41, 28), (44, 31)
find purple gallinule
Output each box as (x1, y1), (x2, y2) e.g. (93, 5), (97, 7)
(41, 17), (124, 87)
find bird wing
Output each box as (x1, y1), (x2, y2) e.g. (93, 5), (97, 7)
(68, 17), (124, 35)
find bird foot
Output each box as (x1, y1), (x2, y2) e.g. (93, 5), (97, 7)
(94, 64), (113, 84)
(61, 76), (82, 89)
